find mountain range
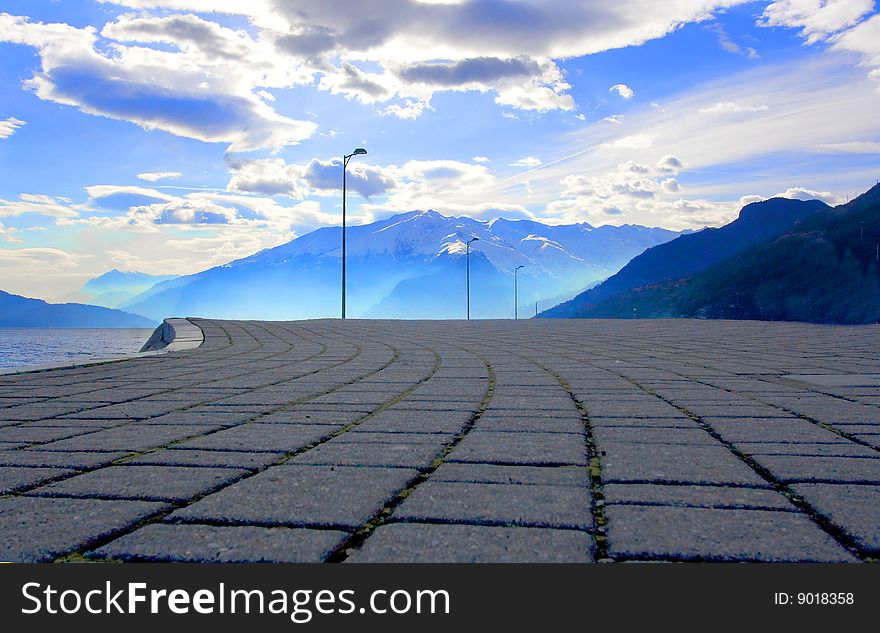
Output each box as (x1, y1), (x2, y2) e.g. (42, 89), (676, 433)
(542, 182), (880, 324)
(59, 269), (179, 309)
(122, 210), (682, 320)
(0, 290), (157, 328)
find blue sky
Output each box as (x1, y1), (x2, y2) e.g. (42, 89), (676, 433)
(1, 0), (879, 299)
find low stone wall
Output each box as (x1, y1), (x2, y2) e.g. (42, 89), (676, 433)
(139, 317), (204, 352)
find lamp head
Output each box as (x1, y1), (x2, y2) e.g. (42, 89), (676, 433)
(352, 148), (367, 155)
(468, 237), (479, 244)
(515, 265), (524, 271)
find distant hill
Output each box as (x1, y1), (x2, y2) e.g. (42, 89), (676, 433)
(0, 291), (156, 328)
(59, 269), (178, 309)
(124, 209), (681, 320)
(540, 196), (829, 318)
(547, 182), (880, 324)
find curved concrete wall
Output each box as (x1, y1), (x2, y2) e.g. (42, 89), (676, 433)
(140, 317), (204, 352)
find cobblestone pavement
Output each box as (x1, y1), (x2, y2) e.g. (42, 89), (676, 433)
(1, 318), (878, 563)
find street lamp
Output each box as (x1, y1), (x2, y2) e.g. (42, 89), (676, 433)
(514, 265), (524, 319)
(466, 237), (479, 320)
(341, 147), (367, 319)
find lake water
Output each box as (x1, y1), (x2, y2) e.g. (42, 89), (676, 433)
(0, 328), (155, 371)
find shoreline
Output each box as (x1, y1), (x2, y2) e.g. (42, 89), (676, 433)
(0, 317), (204, 376)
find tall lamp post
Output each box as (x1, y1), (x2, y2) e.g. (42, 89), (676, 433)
(341, 147), (367, 319)
(466, 237), (479, 320)
(514, 265), (524, 319)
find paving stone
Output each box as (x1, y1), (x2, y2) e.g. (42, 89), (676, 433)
(603, 483), (796, 511)
(291, 441), (445, 469)
(600, 443), (768, 486)
(91, 524), (349, 562)
(3, 318), (879, 563)
(353, 410), (470, 434)
(256, 409), (364, 426)
(476, 415), (584, 434)
(125, 449), (283, 470)
(605, 505), (856, 562)
(0, 426), (100, 444)
(38, 424), (226, 452)
(750, 455), (880, 483)
(705, 418), (850, 443)
(446, 431), (587, 466)
(0, 496), (169, 562)
(583, 400), (684, 418)
(332, 432), (453, 444)
(31, 465), (249, 502)
(60, 400), (191, 420)
(170, 464), (418, 529)
(593, 427), (717, 445)
(732, 441), (880, 457)
(430, 463), (588, 486)
(791, 484), (880, 554)
(392, 481), (593, 530)
(0, 450), (129, 469)
(590, 416), (700, 428)
(0, 466), (77, 493)
(173, 423), (336, 453)
(350, 523), (594, 563)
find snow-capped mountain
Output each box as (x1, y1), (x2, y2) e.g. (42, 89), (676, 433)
(58, 269), (178, 309)
(125, 210), (681, 320)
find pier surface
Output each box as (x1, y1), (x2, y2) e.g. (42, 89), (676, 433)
(1, 318), (878, 562)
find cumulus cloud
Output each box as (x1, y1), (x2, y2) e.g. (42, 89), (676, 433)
(303, 158), (397, 198)
(510, 156), (543, 168)
(741, 186), (844, 206)
(609, 83), (634, 99)
(0, 117), (25, 139)
(759, 1), (880, 83)
(0, 12), (317, 151)
(779, 186), (842, 204)
(4, 0), (760, 130)
(472, 156), (491, 163)
(759, 0), (874, 44)
(226, 158), (307, 197)
(137, 171), (182, 182)
(656, 155), (684, 174)
(130, 198), (238, 225)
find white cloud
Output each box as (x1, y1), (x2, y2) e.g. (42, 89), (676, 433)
(0, 221), (23, 243)
(759, 2), (880, 83)
(815, 140), (880, 152)
(778, 186), (842, 204)
(705, 21), (760, 58)
(379, 99), (433, 119)
(0, 194), (79, 218)
(226, 158), (307, 198)
(8, 0), (761, 128)
(602, 114), (624, 124)
(661, 177), (681, 193)
(0, 117), (25, 139)
(472, 156), (491, 163)
(609, 83), (634, 99)
(137, 171), (182, 182)
(831, 13), (880, 81)
(759, 0), (874, 44)
(225, 157), (396, 199)
(510, 156), (543, 168)
(0, 12), (317, 152)
(698, 101), (769, 114)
